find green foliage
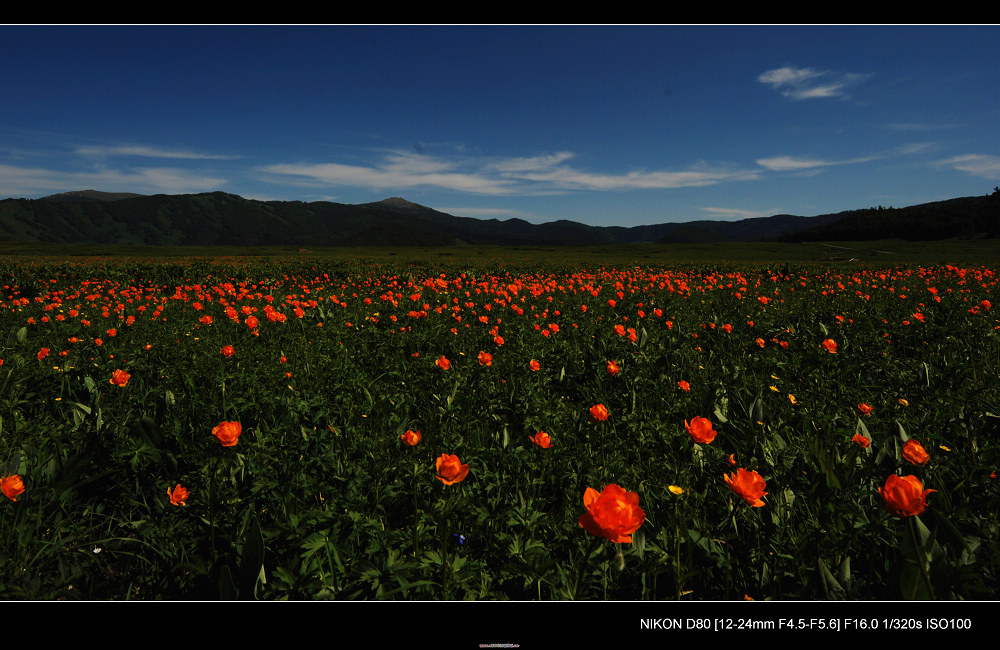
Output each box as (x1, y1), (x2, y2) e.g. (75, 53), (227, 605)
(0, 251), (997, 600)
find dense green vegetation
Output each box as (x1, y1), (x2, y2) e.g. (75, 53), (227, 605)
(0, 246), (997, 600)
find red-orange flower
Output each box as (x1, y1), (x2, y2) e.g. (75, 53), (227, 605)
(436, 355), (450, 370)
(589, 403), (609, 422)
(880, 474), (935, 517)
(37, 347), (50, 361)
(1, 474), (25, 502)
(167, 483), (189, 506)
(606, 360), (620, 376)
(212, 421), (242, 447)
(435, 453), (469, 485)
(578, 484), (645, 543)
(221, 344), (235, 357)
(685, 416), (717, 444)
(109, 369), (131, 387)
(821, 339), (838, 354)
(677, 380), (690, 392)
(529, 431), (553, 448)
(724, 468), (767, 507)
(401, 429), (422, 446)
(902, 439), (930, 465)
(477, 351), (493, 366)
(529, 359), (540, 372)
(852, 433), (871, 448)
(857, 403), (874, 416)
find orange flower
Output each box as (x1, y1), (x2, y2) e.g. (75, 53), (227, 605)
(109, 369), (131, 387)
(606, 360), (620, 376)
(589, 403), (609, 422)
(435, 453), (469, 485)
(1, 474), (25, 502)
(199, 315), (213, 325)
(529, 431), (553, 448)
(755, 337), (766, 348)
(857, 403), (874, 416)
(821, 339), (838, 354)
(880, 474), (935, 517)
(220, 344), (235, 357)
(529, 359), (540, 372)
(37, 347), (50, 361)
(852, 433), (871, 448)
(212, 421), (242, 447)
(167, 483), (189, 506)
(677, 380), (690, 392)
(245, 315), (258, 329)
(685, 416), (717, 444)
(401, 429), (422, 446)
(578, 484), (645, 543)
(724, 468), (768, 507)
(902, 439), (930, 466)
(477, 351), (493, 366)
(435, 355), (450, 370)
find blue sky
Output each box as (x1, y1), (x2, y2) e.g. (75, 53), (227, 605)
(2, 25), (998, 227)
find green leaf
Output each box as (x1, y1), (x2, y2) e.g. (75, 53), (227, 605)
(819, 557), (846, 599)
(238, 515), (266, 600)
(218, 565), (238, 600)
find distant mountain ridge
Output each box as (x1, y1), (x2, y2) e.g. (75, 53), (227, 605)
(0, 189), (996, 247)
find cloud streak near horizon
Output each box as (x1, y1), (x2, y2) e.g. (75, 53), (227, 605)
(259, 150), (763, 195)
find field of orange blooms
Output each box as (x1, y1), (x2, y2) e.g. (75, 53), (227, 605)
(0, 253), (998, 600)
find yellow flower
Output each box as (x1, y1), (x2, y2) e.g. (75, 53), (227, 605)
(668, 485), (684, 495)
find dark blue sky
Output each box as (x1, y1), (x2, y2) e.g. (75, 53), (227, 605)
(2, 25), (997, 226)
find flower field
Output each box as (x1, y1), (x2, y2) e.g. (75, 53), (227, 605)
(0, 251), (998, 600)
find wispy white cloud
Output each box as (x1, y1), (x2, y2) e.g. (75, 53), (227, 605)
(755, 154), (880, 172)
(759, 66), (871, 100)
(260, 150), (760, 195)
(894, 142), (937, 156)
(937, 154), (1000, 180)
(75, 144), (239, 160)
(260, 154), (518, 196)
(0, 163), (228, 197)
(701, 206), (780, 220)
(492, 152), (576, 173)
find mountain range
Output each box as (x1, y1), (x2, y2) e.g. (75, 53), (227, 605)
(0, 188), (997, 247)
